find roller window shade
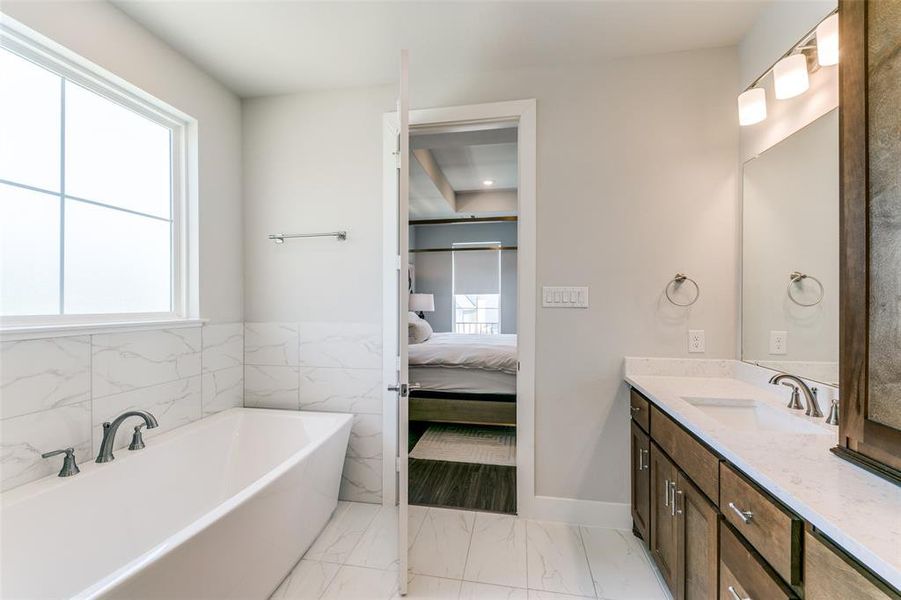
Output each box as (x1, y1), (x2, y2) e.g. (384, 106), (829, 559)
(453, 248), (500, 295)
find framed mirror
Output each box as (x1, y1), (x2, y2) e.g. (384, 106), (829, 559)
(741, 108), (839, 386)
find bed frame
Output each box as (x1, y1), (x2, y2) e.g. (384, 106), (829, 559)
(409, 390), (516, 426)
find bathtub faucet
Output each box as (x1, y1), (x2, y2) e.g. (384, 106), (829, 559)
(96, 411), (159, 463)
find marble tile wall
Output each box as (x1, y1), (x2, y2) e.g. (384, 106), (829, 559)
(0, 323), (243, 492)
(244, 321), (383, 503)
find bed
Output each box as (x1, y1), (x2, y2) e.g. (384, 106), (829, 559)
(408, 332), (517, 425)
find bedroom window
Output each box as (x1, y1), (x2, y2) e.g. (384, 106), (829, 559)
(453, 293), (500, 335)
(0, 31), (191, 327)
(452, 241), (501, 335)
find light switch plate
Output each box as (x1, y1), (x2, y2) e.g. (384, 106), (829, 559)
(769, 330), (788, 355)
(688, 330), (706, 353)
(542, 286), (589, 308)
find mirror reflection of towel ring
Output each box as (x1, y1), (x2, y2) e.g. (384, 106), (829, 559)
(788, 271), (824, 307)
(665, 273), (700, 307)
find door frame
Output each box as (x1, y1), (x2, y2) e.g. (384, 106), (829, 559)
(381, 99), (537, 516)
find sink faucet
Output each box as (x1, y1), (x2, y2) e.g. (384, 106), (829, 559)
(768, 373), (823, 418)
(96, 410), (159, 463)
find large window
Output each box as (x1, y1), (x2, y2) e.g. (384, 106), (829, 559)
(0, 32), (189, 326)
(452, 242), (501, 334)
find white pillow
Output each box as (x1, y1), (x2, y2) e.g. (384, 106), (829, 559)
(409, 316), (433, 344)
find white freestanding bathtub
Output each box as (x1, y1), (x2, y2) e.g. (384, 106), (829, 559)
(0, 408), (353, 600)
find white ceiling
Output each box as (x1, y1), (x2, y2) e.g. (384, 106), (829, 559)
(112, 1), (768, 97)
(409, 126), (518, 220)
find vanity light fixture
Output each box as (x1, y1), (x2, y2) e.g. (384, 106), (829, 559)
(773, 54), (810, 99)
(816, 14), (839, 66)
(738, 88), (767, 126)
(482, 179), (495, 186)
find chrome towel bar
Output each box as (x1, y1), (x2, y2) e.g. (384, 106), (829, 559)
(269, 231), (347, 244)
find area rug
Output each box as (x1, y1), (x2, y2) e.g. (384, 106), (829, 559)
(409, 424), (516, 466)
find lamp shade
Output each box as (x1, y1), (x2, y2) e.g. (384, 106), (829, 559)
(409, 293), (435, 312)
(738, 88), (767, 126)
(816, 14), (839, 66)
(773, 54), (809, 99)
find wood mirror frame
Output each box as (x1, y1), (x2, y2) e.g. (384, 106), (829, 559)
(835, 0), (901, 483)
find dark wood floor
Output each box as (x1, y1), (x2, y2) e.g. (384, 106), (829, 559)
(407, 421), (516, 515)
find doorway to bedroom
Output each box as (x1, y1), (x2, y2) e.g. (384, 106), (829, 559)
(406, 122), (519, 514)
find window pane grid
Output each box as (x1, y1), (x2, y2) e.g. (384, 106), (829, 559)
(453, 293), (501, 335)
(0, 43), (176, 320)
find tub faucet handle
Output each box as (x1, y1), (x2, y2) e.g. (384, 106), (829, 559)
(128, 424), (147, 451)
(41, 447), (80, 477)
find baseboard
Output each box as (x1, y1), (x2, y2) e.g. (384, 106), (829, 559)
(526, 495), (631, 529)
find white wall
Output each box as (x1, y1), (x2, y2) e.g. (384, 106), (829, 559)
(2, 1), (244, 323)
(243, 47), (739, 505)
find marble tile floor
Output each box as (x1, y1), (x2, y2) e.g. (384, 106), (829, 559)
(271, 501), (670, 600)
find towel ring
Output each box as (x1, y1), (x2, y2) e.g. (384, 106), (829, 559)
(665, 273), (700, 307)
(788, 271), (824, 307)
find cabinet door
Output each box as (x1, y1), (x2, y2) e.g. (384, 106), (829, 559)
(675, 472), (719, 600)
(650, 443), (678, 593)
(631, 421), (651, 543)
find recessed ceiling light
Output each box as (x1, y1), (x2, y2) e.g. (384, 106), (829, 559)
(482, 179), (495, 186)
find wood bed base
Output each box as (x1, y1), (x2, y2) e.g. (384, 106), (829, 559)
(409, 390), (516, 426)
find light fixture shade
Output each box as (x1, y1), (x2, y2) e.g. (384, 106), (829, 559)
(816, 14), (839, 66)
(738, 88), (767, 126)
(409, 293), (435, 312)
(773, 54), (810, 99)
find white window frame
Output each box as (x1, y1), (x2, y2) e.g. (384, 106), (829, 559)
(451, 241), (502, 334)
(0, 19), (198, 335)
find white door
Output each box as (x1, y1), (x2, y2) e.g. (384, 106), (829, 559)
(389, 49), (411, 596)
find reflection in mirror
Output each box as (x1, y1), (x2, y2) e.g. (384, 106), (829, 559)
(741, 109), (838, 386)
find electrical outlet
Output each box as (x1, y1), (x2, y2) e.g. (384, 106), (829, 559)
(769, 330), (788, 355)
(688, 330), (706, 353)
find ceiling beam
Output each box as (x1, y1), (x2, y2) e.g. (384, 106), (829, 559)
(412, 148), (456, 212)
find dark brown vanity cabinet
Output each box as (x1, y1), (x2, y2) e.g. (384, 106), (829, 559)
(646, 440), (719, 600)
(650, 443), (679, 592)
(630, 388), (900, 600)
(675, 472), (719, 600)
(630, 421), (651, 542)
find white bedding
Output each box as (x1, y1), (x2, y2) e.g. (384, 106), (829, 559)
(408, 333), (517, 375)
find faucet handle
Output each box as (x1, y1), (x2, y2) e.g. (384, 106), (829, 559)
(781, 382), (804, 409)
(41, 447), (80, 477)
(128, 424), (147, 451)
(826, 399), (840, 426)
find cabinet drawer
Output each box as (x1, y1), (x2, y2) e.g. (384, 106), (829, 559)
(630, 389), (650, 432)
(650, 405), (719, 504)
(804, 529), (899, 600)
(720, 463), (802, 586)
(719, 523), (796, 600)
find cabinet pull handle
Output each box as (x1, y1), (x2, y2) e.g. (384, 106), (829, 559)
(727, 585), (750, 600)
(668, 482), (677, 516)
(640, 449), (649, 470)
(664, 479), (670, 507)
(637, 448), (645, 471)
(728, 502), (754, 524)
(674, 489), (683, 515)
(630, 406), (641, 413)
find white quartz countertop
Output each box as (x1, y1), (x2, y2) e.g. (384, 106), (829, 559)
(625, 370), (901, 590)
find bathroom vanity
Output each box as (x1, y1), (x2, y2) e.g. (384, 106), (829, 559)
(624, 361), (900, 600)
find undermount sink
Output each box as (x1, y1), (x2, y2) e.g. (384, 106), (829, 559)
(681, 396), (827, 434)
